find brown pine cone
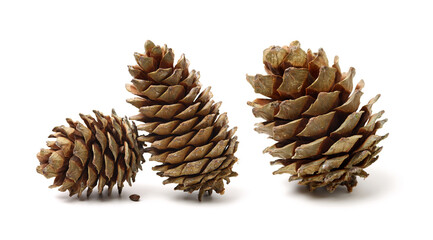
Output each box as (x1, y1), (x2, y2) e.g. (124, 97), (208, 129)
(247, 41), (388, 192)
(126, 40), (238, 201)
(36, 110), (145, 197)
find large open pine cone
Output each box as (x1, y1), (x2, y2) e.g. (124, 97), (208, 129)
(36, 110), (145, 197)
(126, 40), (238, 201)
(247, 41), (388, 192)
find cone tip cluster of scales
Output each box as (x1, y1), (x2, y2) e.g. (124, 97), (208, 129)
(36, 109), (145, 197)
(126, 40), (239, 201)
(247, 40), (388, 192)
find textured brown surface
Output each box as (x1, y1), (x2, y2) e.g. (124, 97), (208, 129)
(126, 40), (238, 201)
(36, 110), (145, 197)
(247, 41), (388, 192)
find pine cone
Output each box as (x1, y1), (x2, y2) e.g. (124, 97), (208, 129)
(36, 110), (145, 197)
(247, 41), (388, 192)
(126, 40), (238, 201)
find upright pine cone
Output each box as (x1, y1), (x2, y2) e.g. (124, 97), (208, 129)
(247, 41), (388, 192)
(36, 110), (145, 197)
(126, 40), (238, 201)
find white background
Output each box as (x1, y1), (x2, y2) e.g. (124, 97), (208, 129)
(1, 0), (431, 239)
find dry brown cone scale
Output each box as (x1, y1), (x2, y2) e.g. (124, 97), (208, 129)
(36, 110), (145, 197)
(247, 41), (388, 192)
(126, 40), (239, 201)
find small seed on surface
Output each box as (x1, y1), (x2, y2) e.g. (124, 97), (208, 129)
(129, 194), (140, 201)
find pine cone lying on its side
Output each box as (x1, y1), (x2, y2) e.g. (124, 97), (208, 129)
(247, 41), (388, 192)
(126, 40), (239, 201)
(36, 110), (145, 197)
